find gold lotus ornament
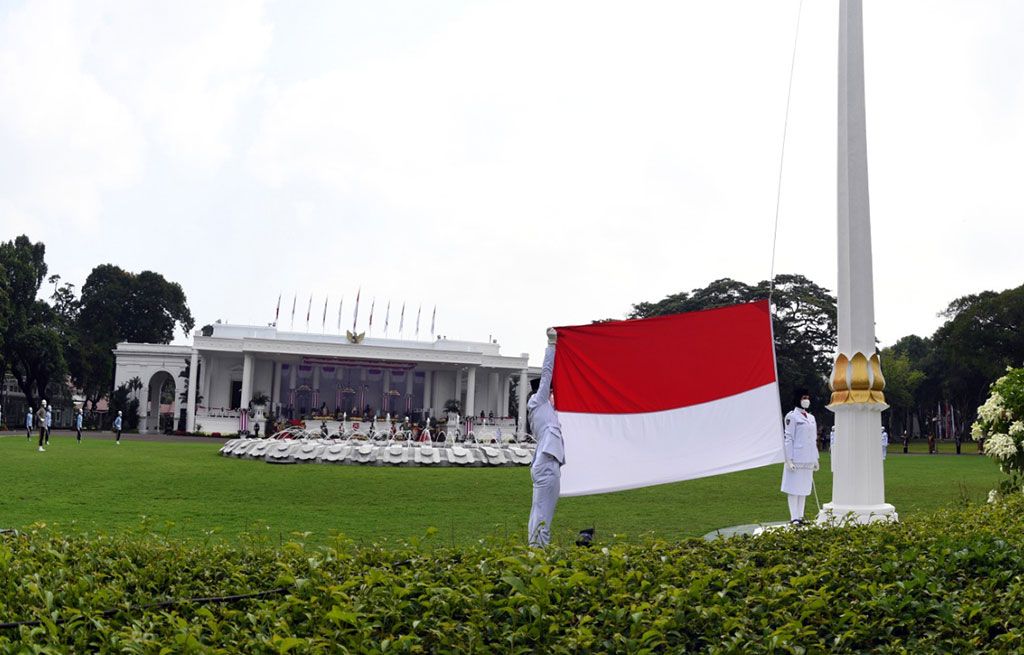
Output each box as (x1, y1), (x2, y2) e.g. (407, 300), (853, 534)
(827, 351), (887, 409)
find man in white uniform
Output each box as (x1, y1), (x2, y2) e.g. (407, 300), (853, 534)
(527, 328), (564, 547)
(881, 426), (888, 461)
(829, 425), (836, 473)
(781, 390), (819, 524)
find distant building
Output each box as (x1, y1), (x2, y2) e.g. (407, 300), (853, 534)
(114, 324), (538, 435)
(1, 372), (79, 429)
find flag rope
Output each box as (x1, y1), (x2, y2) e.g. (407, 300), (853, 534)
(768, 0), (804, 303)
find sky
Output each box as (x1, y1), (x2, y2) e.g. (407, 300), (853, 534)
(2, 0), (1022, 366)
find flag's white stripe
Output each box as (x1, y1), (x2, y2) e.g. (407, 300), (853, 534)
(559, 382), (784, 497)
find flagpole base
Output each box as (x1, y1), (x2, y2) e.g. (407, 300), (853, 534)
(816, 502), (897, 526)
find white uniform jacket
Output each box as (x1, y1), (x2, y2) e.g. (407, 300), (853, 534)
(527, 346), (565, 465)
(784, 408), (819, 468)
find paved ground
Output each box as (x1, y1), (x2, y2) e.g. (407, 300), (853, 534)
(0, 429), (228, 444)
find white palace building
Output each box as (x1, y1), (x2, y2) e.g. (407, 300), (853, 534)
(114, 324), (539, 436)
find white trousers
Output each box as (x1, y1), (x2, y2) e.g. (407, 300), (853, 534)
(528, 453), (561, 547)
(787, 494), (806, 521)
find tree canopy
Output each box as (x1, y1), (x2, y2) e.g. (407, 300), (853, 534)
(0, 236), (193, 427)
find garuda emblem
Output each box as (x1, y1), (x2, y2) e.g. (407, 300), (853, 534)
(346, 330), (366, 344)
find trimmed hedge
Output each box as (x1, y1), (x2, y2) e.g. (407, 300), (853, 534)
(3, 498), (1024, 652)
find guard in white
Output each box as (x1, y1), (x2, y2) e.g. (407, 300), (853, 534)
(527, 329), (564, 547)
(780, 390), (819, 523)
(881, 426), (888, 461)
(829, 425), (836, 473)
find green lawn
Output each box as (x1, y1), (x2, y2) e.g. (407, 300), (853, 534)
(1, 432), (1003, 547)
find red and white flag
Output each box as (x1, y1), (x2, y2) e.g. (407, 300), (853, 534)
(554, 300), (784, 496)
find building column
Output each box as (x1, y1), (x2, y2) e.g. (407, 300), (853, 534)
(454, 370), (463, 411)
(240, 353), (254, 409)
(501, 375), (511, 417)
(422, 371), (433, 417)
(200, 355), (211, 410)
(186, 350), (199, 432)
(517, 369), (529, 437)
(383, 369), (392, 413)
(312, 365), (321, 410)
(405, 370), (414, 417)
(272, 361), (283, 411)
(489, 371), (499, 417)
(465, 366), (477, 418)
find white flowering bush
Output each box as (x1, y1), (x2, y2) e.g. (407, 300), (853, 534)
(973, 367), (1024, 499)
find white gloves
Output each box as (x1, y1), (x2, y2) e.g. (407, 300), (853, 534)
(546, 328), (557, 346)
(786, 460), (796, 471)
(812, 461), (820, 472)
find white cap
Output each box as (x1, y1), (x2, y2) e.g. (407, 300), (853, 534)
(41, 399), (47, 406)
(118, 410), (123, 416)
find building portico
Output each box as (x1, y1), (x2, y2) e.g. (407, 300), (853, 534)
(115, 324), (537, 436)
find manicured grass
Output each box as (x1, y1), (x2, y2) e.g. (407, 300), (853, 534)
(0, 431), (1002, 546)
(885, 439), (981, 455)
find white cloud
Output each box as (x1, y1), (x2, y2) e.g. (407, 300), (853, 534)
(2, 0), (1022, 365)
(0, 0), (144, 228)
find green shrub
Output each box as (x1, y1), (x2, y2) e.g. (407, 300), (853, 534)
(5, 498), (1024, 652)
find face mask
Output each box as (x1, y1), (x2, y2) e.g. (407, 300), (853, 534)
(800, 399), (811, 409)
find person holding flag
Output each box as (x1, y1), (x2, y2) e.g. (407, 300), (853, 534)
(527, 328), (564, 547)
(781, 389), (819, 524)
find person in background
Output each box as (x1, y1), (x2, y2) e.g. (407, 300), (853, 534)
(26, 407), (33, 441)
(76, 408), (84, 444)
(829, 425), (836, 473)
(113, 410), (123, 444)
(45, 405), (52, 445)
(881, 426), (889, 461)
(37, 402), (48, 452)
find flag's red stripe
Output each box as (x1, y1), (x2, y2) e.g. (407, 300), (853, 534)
(553, 300), (776, 414)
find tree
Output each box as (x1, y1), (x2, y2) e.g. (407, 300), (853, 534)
(108, 376), (143, 431)
(178, 357), (203, 405)
(626, 274), (837, 422)
(929, 284), (1024, 436)
(73, 265), (195, 408)
(0, 236), (67, 408)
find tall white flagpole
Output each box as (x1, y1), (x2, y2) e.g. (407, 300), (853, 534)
(819, 0), (896, 525)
